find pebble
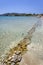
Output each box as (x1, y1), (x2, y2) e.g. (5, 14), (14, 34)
(10, 51), (22, 64)
(11, 54), (18, 63)
(11, 62), (15, 65)
(8, 56), (12, 61)
(15, 51), (21, 55)
(17, 54), (22, 62)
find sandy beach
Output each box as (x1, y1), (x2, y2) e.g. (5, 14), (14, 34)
(19, 16), (43, 65)
(0, 0), (43, 65)
(0, 16), (43, 65)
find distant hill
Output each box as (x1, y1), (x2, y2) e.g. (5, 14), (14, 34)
(0, 13), (43, 16)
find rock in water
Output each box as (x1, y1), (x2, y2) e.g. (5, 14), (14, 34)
(17, 54), (22, 62)
(11, 51), (22, 63)
(11, 54), (18, 63)
(11, 62), (15, 65)
(15, 51), (21, 55)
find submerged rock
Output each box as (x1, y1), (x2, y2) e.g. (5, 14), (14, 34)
(11, 62), (15, 65)
(17, 54), (22, 62)
(11, 51), (22, 63)
(15, 51), (21, 55)
(4, 51), (22, 65)
(11, 54), (18, 63)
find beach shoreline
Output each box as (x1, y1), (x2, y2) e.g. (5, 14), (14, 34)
(0, 16), (43, 65)
(19, 16), (43, 65)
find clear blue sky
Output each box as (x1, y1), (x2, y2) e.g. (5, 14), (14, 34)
(0, 0), (43, 14)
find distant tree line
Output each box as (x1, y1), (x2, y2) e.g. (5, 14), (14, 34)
(0, 13), (43, 16)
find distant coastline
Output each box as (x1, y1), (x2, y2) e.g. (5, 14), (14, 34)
(0, 13), (43, 16)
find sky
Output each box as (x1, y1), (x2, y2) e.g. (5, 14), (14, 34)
(0, 0), (43, 14)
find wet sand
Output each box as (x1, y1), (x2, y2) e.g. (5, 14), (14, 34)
(19, 16), (43, 65)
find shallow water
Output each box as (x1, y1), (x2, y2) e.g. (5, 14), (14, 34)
(0, 16), (39, 58)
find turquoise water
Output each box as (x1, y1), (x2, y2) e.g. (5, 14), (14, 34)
(0, 16), (39, 58)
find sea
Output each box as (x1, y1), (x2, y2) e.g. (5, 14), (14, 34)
(0, 16), (43, 61)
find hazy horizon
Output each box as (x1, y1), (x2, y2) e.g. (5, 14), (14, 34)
(0, 0), (43, 14)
